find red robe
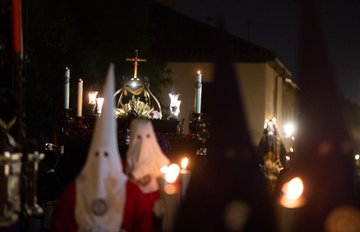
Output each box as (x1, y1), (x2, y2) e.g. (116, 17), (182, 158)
(52, 181), (160, 232)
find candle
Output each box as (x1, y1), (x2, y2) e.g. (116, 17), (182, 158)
(162, 164), (180, 232)
(194, 70), (202, 114)
(180, 157), (191, 199)
(77, 79), (83, 117)
(278, 177), (305, 232)
(12, 0), (23, 55)
(64, 67), (70, 110)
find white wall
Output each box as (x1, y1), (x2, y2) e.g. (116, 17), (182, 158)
(161, 61), (297, 147)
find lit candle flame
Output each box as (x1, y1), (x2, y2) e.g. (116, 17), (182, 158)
(165, 164), (180, 184)
(160, 165), (168, 174)
(96, 97), (104, 114)
(284, 177), (303, 200)
(280, 177), (305, 208)
(197, 70), (202, 75)
(169, 93), (181, 117)
(89, 91), (98, 104)
(181, 157), (189, 170)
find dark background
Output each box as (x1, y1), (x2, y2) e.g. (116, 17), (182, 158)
(174, 0), (360, 104)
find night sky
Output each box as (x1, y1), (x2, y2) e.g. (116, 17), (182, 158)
(174, 0), (360, 104)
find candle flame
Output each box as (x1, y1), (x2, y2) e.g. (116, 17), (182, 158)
(181, 157), (189, 170)
(283, 177), (303, 200)
(279, 177), (305, 208)
(169, 93), (181, 117)
(165, 164), (180, 184)
(197, 70), (201, 75)
(160, 165), (168, 174)
(164, 184), (177, 195)
(89, 91), (98, 104)
(96, 97), (104, 114)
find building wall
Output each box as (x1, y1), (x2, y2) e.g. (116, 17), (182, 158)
(162, 61), (298, 148)
(162, 62), (213, 134)
(235, 63), (266, 145)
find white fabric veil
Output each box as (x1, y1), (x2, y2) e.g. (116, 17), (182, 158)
(75, 64), (127, 231)
(126, 119), (169, 194)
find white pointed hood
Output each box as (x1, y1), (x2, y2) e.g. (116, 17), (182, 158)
(126, 119), (169, 194)
(75, 64), (127, 232)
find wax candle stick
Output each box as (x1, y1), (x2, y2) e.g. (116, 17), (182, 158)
(278, 177), (305, 232)
(77, 79), (83, 117)
(179, 157), (191, 199)
(64, 67), (70, 110)
(162, 164), (180, 232)
(194, 70), (202, 113)
(162, 186), (178, 232)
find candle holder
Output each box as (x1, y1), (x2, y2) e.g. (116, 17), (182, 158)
(25, 151), (45, 216)
(73, 116), (92, 138)
(189, 113), (209, 155)
(0, 152), (22, 227)
(60, 109), (75, 137)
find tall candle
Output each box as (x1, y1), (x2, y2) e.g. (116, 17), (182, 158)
(77, 79), (83, 117)
(194, 70), (202, 113)
(278, 177), (305, 232)
(180, 157), (191, 199)
(162, 164), (180, 232)
(64, 67), (70, 109)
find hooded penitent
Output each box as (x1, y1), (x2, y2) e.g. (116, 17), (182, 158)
(75, 64), (127, 231)
(174, 22), (276, 232)
(126, 118), (169, 194)
(281, 1), (358, 231)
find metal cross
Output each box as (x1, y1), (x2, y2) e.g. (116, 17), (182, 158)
(126, 50), (147, 79)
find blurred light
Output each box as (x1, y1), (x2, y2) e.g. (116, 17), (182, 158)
(284, 123), (296, 137)
(223, 201), (250, 231)
(130, 80), (138, 88)
(180, 157), (189, 170)
(290, 147), (294, 152)
(285, 177), (303, 200)
(160, 165), (168, 174)
(169, 93), (181, 117)
(165, 164), (180, 184)
(355, 154), (360, 160)
(96, 97), (104, 114)
(285, 156), (290, 161)
(88, 91), (98, 104)
(164, 184), (177, 194)
(280, 177), (305, 208)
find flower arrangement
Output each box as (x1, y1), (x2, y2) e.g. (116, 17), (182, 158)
(114, 96), (161, 119)
(260, 152), (283, 189)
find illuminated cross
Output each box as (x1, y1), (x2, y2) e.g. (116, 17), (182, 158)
(126, 50), (147, 79)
